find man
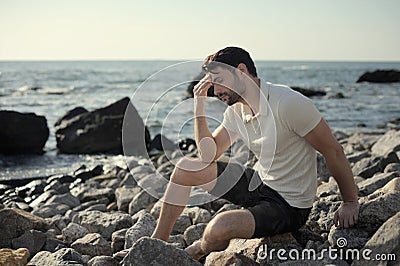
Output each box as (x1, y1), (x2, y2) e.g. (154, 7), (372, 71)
(150, 47), (359, 260)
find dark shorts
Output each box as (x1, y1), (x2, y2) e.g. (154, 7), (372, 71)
(208, 161), (311, 238)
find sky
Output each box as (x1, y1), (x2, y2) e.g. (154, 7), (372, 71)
(0, 0), (399, 61)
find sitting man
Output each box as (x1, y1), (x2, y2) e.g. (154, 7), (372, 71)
(151, 46), (359, 260)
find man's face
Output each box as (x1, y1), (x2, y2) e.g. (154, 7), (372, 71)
(209, 67), (244, 105)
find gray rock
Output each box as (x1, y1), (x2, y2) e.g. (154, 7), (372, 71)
(347, 150), (370, 164)
(183, 207), (212, 224)
(358, 172), (398, 196)
(371, 130), (400, 156)
(115, 187), (142, 212)
(384, 163), (400, 173)
(71, 233), (112, 257)
(46, 193), (80, 208)
(317, 153), (331, 182)
(44, 180), (70, 194)
(352, 157), (381, 179)
(345, 132), (381, 153)
(62, 222), (89, 244)
(124, 213), (156, 249)
(128, 190), (157, 215)
(119, 173), (137, 187)
(72, 197), (110, 212)
(85, 204), (107, 212)
(131, 209), (152, 224)
(70, 182), (114, 203)
(328, 226), (369, 249)
(352, 211), (400, 266)
(11, 229), (47, 256)
(358, 180), (400, 234)
(77, 210), (134, 240)
(121, 237), (201, 266)
(168, 234), (187, 249)
(45, 214), (70, 234)
(316, 180), (338, 198)
(88, 256), (118, 266)
(29, 190), (58, 209)
(184, 223), (207, 246)
(28, 248), (84, 265)
(172, 214), (192, 234)
(306, 196), (342, 233)
(136, 173), (168, 196)
(149, 199), (163, 219)
(42, 238), (67, 252)
(111, 228), (128, 253)
(31, 203), (70, 218)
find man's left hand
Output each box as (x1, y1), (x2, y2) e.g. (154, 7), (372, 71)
(333, 201), (359, 228)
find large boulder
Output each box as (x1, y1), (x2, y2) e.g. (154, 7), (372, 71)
(371, 130), (400, 157)
(55, 97), (150, 155)
(0, 110), (49, 154)
(122, 237), (201, 266)
(0, 208), (50, 248)
(77, 211), (134, 240)
(356, 69), (400, 83)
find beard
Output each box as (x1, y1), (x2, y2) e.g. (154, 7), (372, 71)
(218, 90), (241, 105)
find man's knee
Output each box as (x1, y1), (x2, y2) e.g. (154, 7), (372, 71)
(203, 213), (232, 242)
(170, 157), (198, 186)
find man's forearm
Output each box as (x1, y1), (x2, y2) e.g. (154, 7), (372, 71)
(194, 99), (217, 163)
(324, 148), (358, 202)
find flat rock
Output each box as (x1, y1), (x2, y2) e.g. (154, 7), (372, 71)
(62, 222), (89, 244)
(11, 230), (47, 256)
(124, 212), (156, 249)
(71, 233), (112, 257)
(0, 248), (30, 266)
(371, 130), (400, 156)
(358, 172), (398, 196)
(121, 237), (201, 266)
(77, 210), (134, 240)
(0, 208), (50, 248)
(70, 182), (114, 203)
(46, 193), (80, 208)
(27, 248), (84, 266)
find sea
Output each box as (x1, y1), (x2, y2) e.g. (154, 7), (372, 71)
(0, 60), (399, 181)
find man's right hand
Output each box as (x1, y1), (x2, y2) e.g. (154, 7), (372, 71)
(193, 74), (212, 98)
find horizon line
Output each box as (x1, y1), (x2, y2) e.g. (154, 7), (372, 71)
(1, 58), (400, 63)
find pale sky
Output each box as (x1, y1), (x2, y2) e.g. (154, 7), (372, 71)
(0, 0), (399, 61)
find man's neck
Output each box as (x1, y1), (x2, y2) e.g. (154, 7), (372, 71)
(239, 77), (261, 116)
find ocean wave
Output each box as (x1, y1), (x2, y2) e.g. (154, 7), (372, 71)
(14, 85), (75, 96)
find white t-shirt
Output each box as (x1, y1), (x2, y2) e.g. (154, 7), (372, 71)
(221, 80), (322, 208)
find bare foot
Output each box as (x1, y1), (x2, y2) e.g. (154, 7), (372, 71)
(184, 240), (206, 261)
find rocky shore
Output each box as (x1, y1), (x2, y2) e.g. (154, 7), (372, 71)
(0, 128), (399, 266)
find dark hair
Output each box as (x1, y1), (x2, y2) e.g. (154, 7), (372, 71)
(202, 46), (258, 77)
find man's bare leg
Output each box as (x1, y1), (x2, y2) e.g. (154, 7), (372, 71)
(185, 209), (255, 260)
(151, 158), (218, 241)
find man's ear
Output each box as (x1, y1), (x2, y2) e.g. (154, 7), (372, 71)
(237, 63), (249, 75)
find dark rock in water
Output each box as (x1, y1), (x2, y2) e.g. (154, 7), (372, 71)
(121, 237), (201, 266)
(377, 117), (400, 130)
(54, 107), (88, 127)
(149, 133), (177, 151)
(28, 248), (84, 265)
(357, 69), (400, 83)
(186, 72), (215, 98)
(55, 97), (150, 155)
(0, 110), (49, 154)
(327, 92), (345, 99)
(0, 208), (50, 248)
(11, 229), (47, 256)
(290, 86), (326, 97)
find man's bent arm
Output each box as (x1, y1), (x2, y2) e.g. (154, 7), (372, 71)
(305, 119), (359, 228)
